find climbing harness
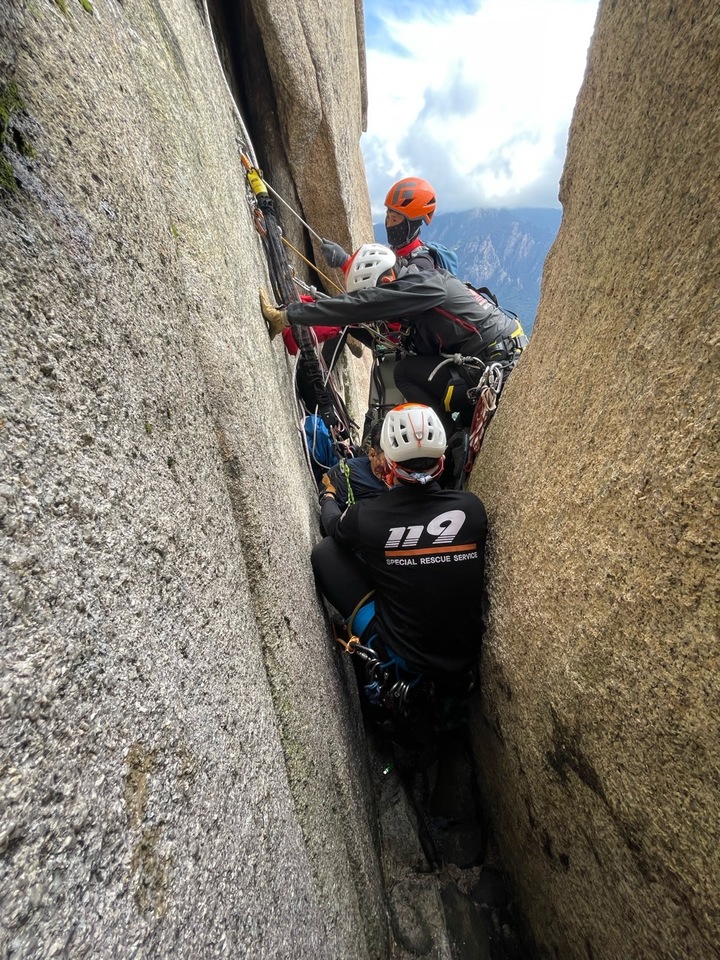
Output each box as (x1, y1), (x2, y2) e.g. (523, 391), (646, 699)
(333, 598), (438, 720)
(332, 599), (480, 871)
(427, 354), (507, 485)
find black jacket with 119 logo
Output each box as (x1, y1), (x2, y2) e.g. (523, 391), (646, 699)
(325, 482), (488, 676)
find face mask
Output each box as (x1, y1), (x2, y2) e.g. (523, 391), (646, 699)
(385, 218), (412, 248)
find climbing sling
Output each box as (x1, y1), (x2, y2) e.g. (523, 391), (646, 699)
(339, 458), (356, 506)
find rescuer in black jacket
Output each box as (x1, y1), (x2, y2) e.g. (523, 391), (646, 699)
(311, 403), (487, 678)
(260, 244), (526, 431)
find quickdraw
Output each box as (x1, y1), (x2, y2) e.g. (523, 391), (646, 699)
(332, 616), (429, 719)
(339, 459), (356, 506)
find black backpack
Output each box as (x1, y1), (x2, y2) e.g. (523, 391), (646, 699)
(466, 284), (521, 326)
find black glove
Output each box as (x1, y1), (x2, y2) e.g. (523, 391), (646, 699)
(321, 240), (350, 269)
(318, 404), (340, 430)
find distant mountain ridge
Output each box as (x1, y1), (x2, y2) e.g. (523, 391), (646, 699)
(375, 207), (562, 332)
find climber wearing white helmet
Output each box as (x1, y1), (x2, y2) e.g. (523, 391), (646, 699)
(311, 403), (488, 681)
(259, 242), (526, 447)
(343, 243), (398, 292)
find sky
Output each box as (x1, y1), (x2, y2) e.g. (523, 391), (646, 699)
(361, 0), (600, 216)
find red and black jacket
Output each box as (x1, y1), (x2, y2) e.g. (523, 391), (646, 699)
(286, 268), (518, 362)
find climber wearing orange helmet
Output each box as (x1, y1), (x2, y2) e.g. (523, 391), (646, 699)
(319, 176), (440, 274)
(260, 243), (527, 434)
(383, 176), (436, 261)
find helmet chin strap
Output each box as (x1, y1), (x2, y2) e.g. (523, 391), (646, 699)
(389, 456), (445, 485)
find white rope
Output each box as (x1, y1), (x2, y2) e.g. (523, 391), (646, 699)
(266, 184), (323, 242)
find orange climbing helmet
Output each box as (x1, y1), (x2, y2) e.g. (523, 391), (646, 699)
(384, 177), (437, 225)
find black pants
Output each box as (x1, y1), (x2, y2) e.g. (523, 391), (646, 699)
(310, 537), (374, 620)
(312, 537), (477, 738)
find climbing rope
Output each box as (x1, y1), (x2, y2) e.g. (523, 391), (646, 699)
(466, 368), (503, 467)
(241, 155), (355, 446)
(197, 9), (358, 475)
(264, 181), (322, 242)
(281, 234), (344, 294)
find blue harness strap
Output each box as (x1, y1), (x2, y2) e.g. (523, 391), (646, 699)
(350, 599), (376, 640)
(344, 597), (430, 715)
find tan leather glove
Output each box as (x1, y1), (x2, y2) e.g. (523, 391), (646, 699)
(259, 288), (289, 339)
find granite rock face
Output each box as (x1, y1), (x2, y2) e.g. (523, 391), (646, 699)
(470, 1), (719, 958)
(207, 0), (373, 294)
(0, 0), (383, 956)
(249, 0), (371, 251)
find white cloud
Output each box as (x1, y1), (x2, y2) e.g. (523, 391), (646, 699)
(362, 0), (599, 214)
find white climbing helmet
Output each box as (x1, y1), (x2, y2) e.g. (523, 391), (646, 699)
(381, 404), (447, 464)
(344, 243), (397, 292)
